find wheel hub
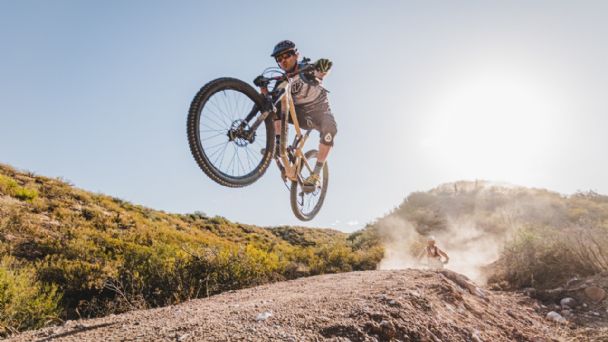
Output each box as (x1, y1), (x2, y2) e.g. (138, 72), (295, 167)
(227, 119), (255, 147)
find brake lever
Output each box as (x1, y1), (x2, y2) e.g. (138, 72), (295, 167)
(253, 75), (270, 87)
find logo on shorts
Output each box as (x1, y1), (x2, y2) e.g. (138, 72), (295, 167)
(305, 117), (314, 128)
(324, 133), (333, 143)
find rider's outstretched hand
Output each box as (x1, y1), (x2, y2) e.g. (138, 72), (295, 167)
(315, 58), (333, 73)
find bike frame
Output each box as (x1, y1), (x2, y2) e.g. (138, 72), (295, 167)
(243, 64), (318, 183)
(273, 79), (314, 182)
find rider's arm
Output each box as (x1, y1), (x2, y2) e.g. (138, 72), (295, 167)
(416, 247), (426, 261)
(438, 248), (449, 263)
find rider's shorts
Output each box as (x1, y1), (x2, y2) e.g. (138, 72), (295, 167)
(293, 102), (338, 147)
(427, 257), (444, 270)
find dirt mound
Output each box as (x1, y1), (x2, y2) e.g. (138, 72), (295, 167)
(7, 270), (589, 341)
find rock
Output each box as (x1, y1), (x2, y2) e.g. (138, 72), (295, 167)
(379, 320), (396, 339)
(561, 309), (573, 318)
(546, 311), (567, 324)
(256, 311), (273, 322)
(523, 287), (537, 297)
(471, 329), (483, 342)
(590, 311), (600, 317)
(584, 286), (606, 303)
(566, 277), (580, 288)
(560, 297), (576, 309)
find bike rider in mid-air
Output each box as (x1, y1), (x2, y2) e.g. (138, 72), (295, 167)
(256, 40), (337, 187)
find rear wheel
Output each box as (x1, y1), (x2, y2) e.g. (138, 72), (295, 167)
(187, 78), (274, 187)
(290, 150), (329, 221)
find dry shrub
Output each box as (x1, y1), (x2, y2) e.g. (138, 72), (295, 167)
(488, 225), (605, 290)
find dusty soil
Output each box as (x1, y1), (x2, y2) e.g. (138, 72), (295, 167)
(6, 270), (600, 341)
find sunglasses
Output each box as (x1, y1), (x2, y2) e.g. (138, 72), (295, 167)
(275, 51), (295, 63)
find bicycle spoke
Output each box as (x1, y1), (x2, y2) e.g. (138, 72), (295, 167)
(200, 128), (226, 133)
(229, 90), (238, 121)
(236, 149), (246, 176)
(200, 113), (227, 134)
(221, 90), (236, 122)
(207, 144), (226, 162)
(201, 132), (226, 142)
(242, 146), (255, 171)
(236, 92), (246, 120)
(206, 108), (231, 129)
(204, 103), (231, 128)
(209, 96), (233, 126)
(226, 145), (238, 175)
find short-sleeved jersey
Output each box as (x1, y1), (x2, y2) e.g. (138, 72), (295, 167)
(290, 62), (331, 117)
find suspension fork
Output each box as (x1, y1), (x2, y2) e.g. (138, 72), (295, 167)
(243, 88), (285, 140)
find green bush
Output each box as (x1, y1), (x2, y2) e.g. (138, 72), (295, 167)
(0, 174), (39, 202)
(0, 175), (18, 195)
(0, 257), (61, 337)
(13, 187), (38, 202)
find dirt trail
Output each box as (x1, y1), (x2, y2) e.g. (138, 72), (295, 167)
(8, 270), (584, 341)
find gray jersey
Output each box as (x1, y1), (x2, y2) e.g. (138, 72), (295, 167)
(290, 62), (331, 116)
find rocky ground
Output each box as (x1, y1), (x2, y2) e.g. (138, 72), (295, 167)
(520, 271), (608, 340)
(7, 270), (607, 341)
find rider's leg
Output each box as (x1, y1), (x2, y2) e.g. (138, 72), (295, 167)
(304, 112), (337, 186)
(317, 143), (331, 163)
(312, 143), (331, 175)
(313, 112), (337, 173)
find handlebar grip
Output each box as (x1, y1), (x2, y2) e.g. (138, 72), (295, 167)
(253, 75), (269, 87)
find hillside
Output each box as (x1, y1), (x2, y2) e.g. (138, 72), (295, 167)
(8, 270), (596, 342)
(0, 163), (382, 336)
(366, 180), (608, 290)
(3, 164), (608, 339)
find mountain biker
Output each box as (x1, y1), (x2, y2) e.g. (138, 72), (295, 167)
(257, 40), (337, 187)
(417, 236), (449, 270)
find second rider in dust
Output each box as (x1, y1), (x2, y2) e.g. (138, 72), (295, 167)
(255, 40), (337, 187)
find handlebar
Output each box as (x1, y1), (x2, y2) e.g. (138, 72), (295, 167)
(254, 64), (317, 87)
(283, 64), (316, 79)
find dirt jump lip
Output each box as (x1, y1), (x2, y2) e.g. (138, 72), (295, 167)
(8, 270), (579, 342)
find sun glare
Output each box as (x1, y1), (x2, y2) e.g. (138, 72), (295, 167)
(421, 69), (562, 180)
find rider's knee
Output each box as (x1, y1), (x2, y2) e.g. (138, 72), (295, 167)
(320, 117), (337, 146)
(320, 127), (337, 146)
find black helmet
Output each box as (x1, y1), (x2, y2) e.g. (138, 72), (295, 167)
(271, 40), (297, 57)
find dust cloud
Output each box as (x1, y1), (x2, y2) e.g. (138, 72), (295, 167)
(375, 182), (571, 284)
(376, 216), (502, 284)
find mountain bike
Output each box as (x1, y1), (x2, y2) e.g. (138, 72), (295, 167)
(187, 60), (328, 221)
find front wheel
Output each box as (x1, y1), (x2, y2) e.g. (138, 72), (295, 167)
(187, 78), (275, 187)
(290, 150), (329, 221)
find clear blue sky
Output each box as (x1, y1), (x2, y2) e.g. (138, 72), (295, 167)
(2, 1), (607, 232)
